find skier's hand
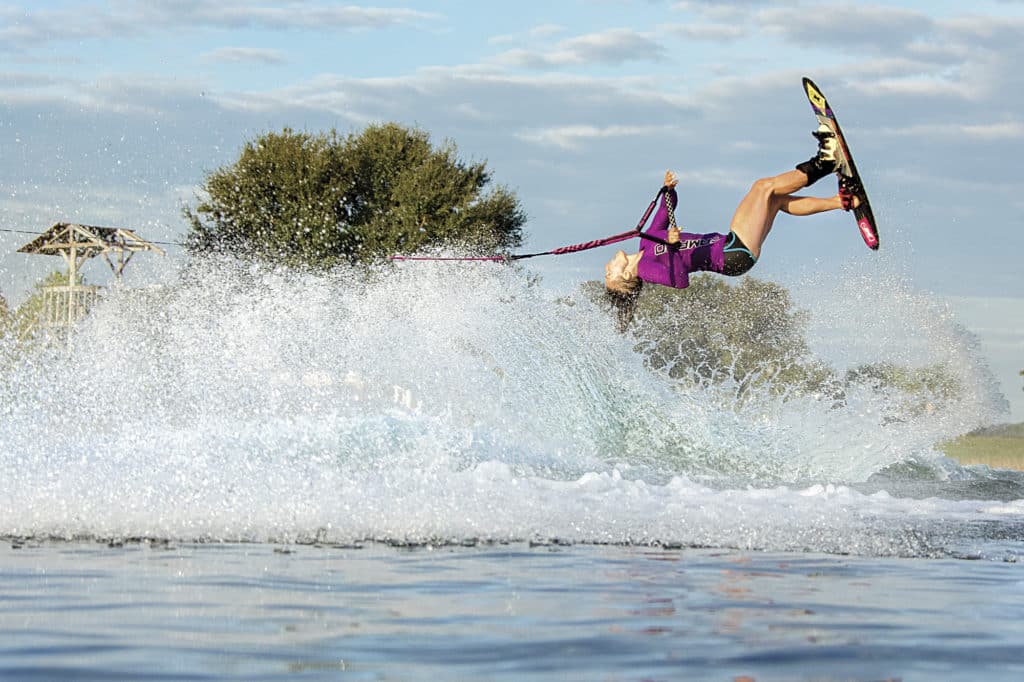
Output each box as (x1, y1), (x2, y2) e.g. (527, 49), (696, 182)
(667, 226), (680, 244)
(664, 170), (679, 189)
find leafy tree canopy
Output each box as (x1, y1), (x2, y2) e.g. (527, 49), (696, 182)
(583, 274), (838, 398)
(845, 361), (962, 420)
(185, 123), (526, 268)
(846, 362), (961, 400)
(584, 274), (971, 416)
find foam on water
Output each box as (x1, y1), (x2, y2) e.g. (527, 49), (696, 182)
(0, 258), (1020, 558)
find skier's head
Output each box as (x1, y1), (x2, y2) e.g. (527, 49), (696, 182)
(604, 250), (642, 295)
(604, 250), (643, 332)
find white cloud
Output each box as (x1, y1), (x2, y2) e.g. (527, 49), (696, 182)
(490, 23), (565, 46)
(673, 167), (752, 191)
(0, 2), (440, 52)
(205, 66), (672, 122)
(671, 0), (767, 22)
(516, 124), (675, 150)
(494, 28), (666, 69)
(529, 24), (567, 39)
(880, 121), (1024, 140)
(668, 22), (747, 42)
(561, 28), (667, 63)
(201, 47), (288, 65)
(858, 75), (979, 100)
(0, 73), (210, 116)
(757, 4), (934, 52)
(140, 2), (439, 31)
(940, 14), (1024, 40)
(0, 71), (74, 90)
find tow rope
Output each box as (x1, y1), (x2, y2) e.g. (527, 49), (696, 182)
(390, 186), (678, 263)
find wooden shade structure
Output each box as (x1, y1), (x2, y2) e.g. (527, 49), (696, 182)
(18, 223), (165, 332)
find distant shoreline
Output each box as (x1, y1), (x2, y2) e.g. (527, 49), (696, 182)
(942, 422), (1024, 471)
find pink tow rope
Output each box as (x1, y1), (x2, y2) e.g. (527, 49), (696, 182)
(390, 187), (670, 263)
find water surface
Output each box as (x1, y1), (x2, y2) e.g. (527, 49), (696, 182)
(3, 542), (1022, 681)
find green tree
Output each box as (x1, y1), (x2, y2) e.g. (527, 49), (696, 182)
(185, 123), (526, 267)
(845, 362), (960, 399)
(845, 361), (962, 420)
(585, 274), (839, 398)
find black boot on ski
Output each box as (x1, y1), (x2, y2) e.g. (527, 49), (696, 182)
(795, 124), (840, 187)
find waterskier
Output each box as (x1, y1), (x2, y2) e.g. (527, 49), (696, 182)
(604, 126), (859, 322)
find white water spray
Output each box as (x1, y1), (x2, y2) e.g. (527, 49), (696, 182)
(0, 257), (1016, 556)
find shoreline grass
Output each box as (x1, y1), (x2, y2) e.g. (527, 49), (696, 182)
(941, 434), (1024, 471)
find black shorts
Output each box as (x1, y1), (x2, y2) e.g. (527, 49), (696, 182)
(722, 231), (756, 276)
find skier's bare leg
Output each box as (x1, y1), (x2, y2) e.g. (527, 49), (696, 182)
(727, 169), (813, 259)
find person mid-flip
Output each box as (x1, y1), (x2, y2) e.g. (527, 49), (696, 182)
(604, 126), (859, 311)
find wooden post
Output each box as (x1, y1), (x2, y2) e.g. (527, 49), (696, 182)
(67, 234), (77, 330)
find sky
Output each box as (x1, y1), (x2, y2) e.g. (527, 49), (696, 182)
(0, 0), (1021, 418)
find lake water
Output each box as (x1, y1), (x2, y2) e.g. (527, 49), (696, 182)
(2, 541), (1023, 681)
(2, 260), (1022, 680)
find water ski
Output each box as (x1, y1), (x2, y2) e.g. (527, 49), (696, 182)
(802, 77), (879, 250)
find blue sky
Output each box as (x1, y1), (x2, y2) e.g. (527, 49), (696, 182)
(0, 0), (1022, 417)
